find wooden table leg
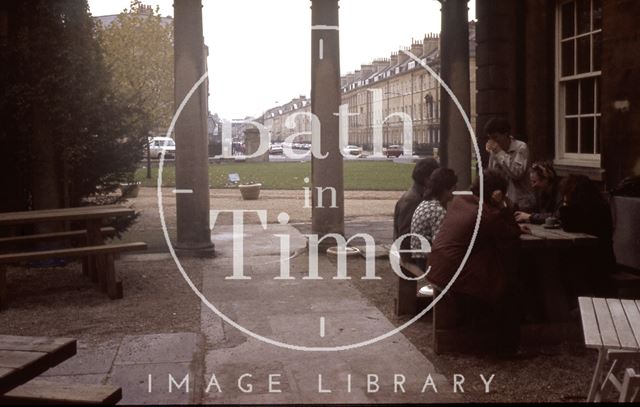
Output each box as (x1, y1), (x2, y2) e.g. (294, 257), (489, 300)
(0, 266), (7, 311)
(536, 250), (571, 321)
(396, 274), (418, 316)
(588, 349), (607, 402)
(105, 254), (122, 300)
(96, 254), (107, 293)
(85, 220), (103, 285)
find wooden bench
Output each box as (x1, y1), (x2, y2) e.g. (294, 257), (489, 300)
(620, 368), (640, 402)
(395, 258), (430, 316)
(0, 227), (116, 247)
(0, 242), (147, 309)
(0, 379), (122, 405)
(579, 297), (640, 402)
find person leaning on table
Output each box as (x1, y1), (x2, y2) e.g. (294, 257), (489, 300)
(515, 161), (563, 225)
(485, 117), (535, 212)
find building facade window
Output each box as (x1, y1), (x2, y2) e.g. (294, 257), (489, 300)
(556, 0), (602, 167)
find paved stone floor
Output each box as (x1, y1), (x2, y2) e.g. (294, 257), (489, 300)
(39, 218), (460, 404)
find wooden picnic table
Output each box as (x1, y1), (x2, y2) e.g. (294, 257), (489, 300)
(0, 205), (135, 264)
(520, 223), (598, 249)
(0, 205), (145, 308)
(0, 335), (122, 404)
(519, 223), (599, 322)
(0, 205), (135, 245)
(579, 297), (640, 402)
(394, 224), (599, 319)
(0, 335), (76, 395)
(0, 205), (135, 226)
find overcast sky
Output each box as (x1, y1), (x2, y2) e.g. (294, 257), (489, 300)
(88, 0), (476, 121)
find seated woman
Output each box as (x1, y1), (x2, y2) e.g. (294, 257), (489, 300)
(409, 168), (458, 269)
(427, 170), (525, 355)
(515, 161), (562, 224)
(558, 174), (616, 299)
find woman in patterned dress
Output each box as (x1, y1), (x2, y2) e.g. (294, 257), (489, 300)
(410, 168), (458, 269)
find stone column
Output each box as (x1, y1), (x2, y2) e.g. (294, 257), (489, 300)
(310, 0), (344, 239)
(440, 0), (472, 188)
(601, 0), (640, 188)
(524, 1), (555, 162)
(475, 0), (524, 166)
(174, 0), (214, 254)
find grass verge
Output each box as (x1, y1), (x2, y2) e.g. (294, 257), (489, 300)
(136, 160), (416, 191)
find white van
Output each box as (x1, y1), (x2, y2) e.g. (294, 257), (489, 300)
(149, 137), (176, 159)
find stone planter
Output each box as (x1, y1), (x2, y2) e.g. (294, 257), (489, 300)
(120, 182), (141, 198)
(239, 183), (262, 200)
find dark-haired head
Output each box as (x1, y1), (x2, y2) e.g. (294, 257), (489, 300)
(471, 169), (508, 203)
(424, 168), (458, 201)
(412, 157), (440, 187)
(530, 161), (558, 192)
(484, 117), (511, 137)
(484, 117), (512, 152)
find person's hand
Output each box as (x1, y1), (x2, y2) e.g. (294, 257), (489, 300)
(486, 139), (501, 154)
(519, 224), (532, 234)
(504, 195), (515, 210)
(515, 211), (531, 223)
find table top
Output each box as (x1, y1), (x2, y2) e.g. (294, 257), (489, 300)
(520, 223), (598, 249)
(578, 297), (640, 351)
(0, 205), (135, 226)
(0, 335), (77, 394)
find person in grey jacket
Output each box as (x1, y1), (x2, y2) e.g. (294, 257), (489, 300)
(485, 117), (535, 211)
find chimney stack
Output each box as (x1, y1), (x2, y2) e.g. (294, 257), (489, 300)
(423, 33), (440, 56)
(397, 47), (410, 64)
(360, 64), (375, 79)
(389, 52), (399, 67)
(372, 58), (390, 72)
(410, 39), (423, 58)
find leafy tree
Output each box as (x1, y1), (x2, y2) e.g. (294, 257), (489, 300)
(96, 0), (174, 133)
(0, 0), (150, 211)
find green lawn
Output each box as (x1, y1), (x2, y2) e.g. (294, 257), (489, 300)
(136, 160), (416, 191)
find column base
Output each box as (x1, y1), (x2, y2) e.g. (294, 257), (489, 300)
(306, 233), (346, 252)
(174, 241), (216, 258)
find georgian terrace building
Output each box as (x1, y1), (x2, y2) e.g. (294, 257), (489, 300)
(259, 22), (476, 153)
(262, 96), (312, 143)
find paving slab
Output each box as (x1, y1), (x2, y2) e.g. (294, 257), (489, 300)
(41, 339), (119, 376)
(115, 333), (199, 365)
(38, 374), (108, 386)
(199, 223), (460, 404)
(109, 362), (195, 405)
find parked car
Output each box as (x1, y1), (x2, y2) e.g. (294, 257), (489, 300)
(384, 145), (403, 158)
(343, 145), (363, 157)
(149, 137), (176, 159)
(269, 143), (283, 155)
